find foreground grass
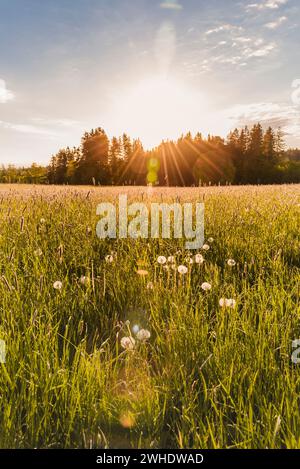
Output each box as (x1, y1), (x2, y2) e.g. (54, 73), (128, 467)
(0, 184), (299, 449)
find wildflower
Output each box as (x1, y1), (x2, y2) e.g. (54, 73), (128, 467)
(202, 244), (210, 251)
(167, 256), (175, 263)
(121, 336), (135, 351)
(34, 248), (43, 257)
(146, 282), (154, 290)
(40, 218), (46, 224)
(201, 282), (212, 291)
(136, 329), (151, 342)
(195, 253), (204, 264)
(219, 298), (236, 309)
(227, 259), (236, 267)
(178, 265), (188, 275)
(137, 269), (149, 276)
(105, 254), (114, 263)
(53, 281), (62, 290)
(157, 256), (167, 265)
(208, 237), (214, 243)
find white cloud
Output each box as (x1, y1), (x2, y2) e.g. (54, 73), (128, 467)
(0, 120), (62, 137)
(265, 16), (287, 29)
(0, 79), (14, 103)
(247, 0), (288, 11)
(31, 117), (81, 128)
(242, 42), (276, 57)
(205, 24), (243, 35)
(160, 1), (183, 10)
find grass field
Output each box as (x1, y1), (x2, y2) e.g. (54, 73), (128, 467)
(0, 183), (299, 449)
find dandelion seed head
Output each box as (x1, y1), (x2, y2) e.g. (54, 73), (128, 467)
(53, 281), (62, 290)
(105, 254), (114, 263)
(136, 329), (151, 341)
(195, 254), (204, 264)
(178, 265), (188, 275)
(227, 259), (236, 267)
(201, 282), (212, 291)
(121, 336), (135, 350)
(202, 244), (210, 251)
(157, 256), (167, 265)
(80, 275), (89, 286)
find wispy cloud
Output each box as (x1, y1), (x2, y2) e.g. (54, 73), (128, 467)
(160, 1), (183, 10)
(265, 16), (287, 29)
(31, 117), (81, 128)
(205, 24), (243, 35)
(242, 41), (276, 57)
(0, 120), (62, 137)
(0, 79), (14, 103)
(246, 0), (288, 11)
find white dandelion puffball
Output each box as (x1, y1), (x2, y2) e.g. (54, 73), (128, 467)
(80, 276), (89, 286)
(121, 336), (135, 350)
(219, 298), (236, 308)
(195, 254), (204, 264)
(202, 244), (210, 251)
(136, 329), (151, 342)
(201, 282), (212, 291)
(178, 265), (188, 275)
(168, 256), (175, 263)
(208, 237), (214, 243)
(105, 254), (114, 263)
(157, 256), (167, 265)
(53, 281), (62, 290)
(226, 299), (236, 309)
(40, 218), (46, 224)
(227, 259), (236, 267)
(34, 248), (43, 257)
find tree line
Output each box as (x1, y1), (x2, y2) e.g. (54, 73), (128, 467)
(1, 124), (300, 185)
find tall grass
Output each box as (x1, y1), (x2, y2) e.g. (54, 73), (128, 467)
(0, 184), (299, 449)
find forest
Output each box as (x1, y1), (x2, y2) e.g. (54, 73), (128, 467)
(1, 123), (300, 185)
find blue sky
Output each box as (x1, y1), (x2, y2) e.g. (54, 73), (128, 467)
(0, 0), (300, 165)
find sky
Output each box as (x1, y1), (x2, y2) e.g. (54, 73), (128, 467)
(0, 0), (300, 165)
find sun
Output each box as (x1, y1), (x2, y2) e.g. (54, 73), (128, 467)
(108, 75), (210, 149)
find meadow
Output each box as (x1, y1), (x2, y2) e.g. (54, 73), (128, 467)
(0, 183), (299, 449)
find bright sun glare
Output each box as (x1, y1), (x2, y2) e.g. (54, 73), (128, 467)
(109, 75), (213, 149)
